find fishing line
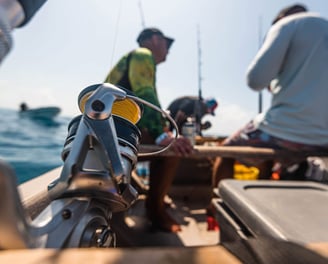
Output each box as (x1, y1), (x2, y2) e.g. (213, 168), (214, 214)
(109, 0), (124, 68)
(138, 0), (146, 28)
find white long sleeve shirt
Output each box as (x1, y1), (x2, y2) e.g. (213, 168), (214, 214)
(246, 12), (328, 146)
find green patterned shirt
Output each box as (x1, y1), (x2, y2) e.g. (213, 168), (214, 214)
(104, 47), (165, 141)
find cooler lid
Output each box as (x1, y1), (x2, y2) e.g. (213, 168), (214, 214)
(218, 179), (328, 244)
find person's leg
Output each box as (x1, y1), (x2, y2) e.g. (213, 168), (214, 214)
(212, 157), (235, 188)
(212, 120), (281, 185)
(206, 156), (235, 222)
(145, 157), (181, 232)
(257, 160), (274, 179)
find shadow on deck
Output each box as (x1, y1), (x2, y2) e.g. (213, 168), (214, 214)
(111, 157), (219, 248)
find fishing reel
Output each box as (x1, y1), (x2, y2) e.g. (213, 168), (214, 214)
(0, 83), (179, 249)
(0, 83), (144, 249)
(49, 83), (142, 212)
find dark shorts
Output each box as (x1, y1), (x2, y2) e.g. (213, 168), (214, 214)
(223, 120), (328, 165)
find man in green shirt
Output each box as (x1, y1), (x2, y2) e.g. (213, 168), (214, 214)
(105, 28), (193, 232)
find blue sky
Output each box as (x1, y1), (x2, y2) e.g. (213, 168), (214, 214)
(1, 0), (327, 136)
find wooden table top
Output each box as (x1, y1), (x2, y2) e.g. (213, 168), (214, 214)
(138, 144), (328, 160)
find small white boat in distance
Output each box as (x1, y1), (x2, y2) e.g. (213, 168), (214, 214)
(19, 103), (61, 120)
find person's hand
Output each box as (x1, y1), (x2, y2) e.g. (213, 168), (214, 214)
(174, 110), (187, 130)
(267, 85), (271, 92)
(158, 133), (194, 156)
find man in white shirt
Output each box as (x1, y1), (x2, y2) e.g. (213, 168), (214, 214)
(213, 4), (328, 185)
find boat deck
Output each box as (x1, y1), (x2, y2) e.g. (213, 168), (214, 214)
(11, 158), (328, 262)
(19, 162), (220, 248)
(111, 186), (219, 248)
(110, 157), (219, 248)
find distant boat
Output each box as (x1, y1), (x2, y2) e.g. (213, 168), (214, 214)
(19, 103), (61, 120)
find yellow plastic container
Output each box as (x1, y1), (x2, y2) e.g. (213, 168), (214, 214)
(234, 163), (259, 180)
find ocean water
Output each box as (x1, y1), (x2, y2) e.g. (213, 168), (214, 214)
(0, 108), (71, 184)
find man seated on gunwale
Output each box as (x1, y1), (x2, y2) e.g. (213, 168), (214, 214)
(212, 4), (328, 186)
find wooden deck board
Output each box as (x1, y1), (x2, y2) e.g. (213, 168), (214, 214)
(0, 246), (242, 263)
(1, 243), (328, 264)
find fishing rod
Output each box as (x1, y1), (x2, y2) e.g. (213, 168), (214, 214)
(194, 25), (203, 135)
(109, 0), (124, 69)
(138, 0), (146, 28)
(197, 25), (203, 101)
(258, 16), (263, 114)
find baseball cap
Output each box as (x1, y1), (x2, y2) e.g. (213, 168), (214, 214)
(205, 98), (218, 116)
(137, 27), (174, 49)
